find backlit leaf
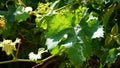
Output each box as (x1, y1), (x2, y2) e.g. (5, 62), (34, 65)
(45, 14), (76, 50)
(46, 14), (74, 36)
(50, 45), (59, 55)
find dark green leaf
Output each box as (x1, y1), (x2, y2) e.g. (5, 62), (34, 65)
(106, 48), (117, 64)
(15, 12), (29, 22)
(66, 42), (92, 66)
(102, 4), (115, 28)
(46, 28), (77, 50)
(14, 6), (30, 22)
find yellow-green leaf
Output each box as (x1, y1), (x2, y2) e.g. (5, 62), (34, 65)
(111, 23), (119, 36)
(105, 35), (113, 45)
(116, 35), (120, 45)
(50, 45), (59, 55)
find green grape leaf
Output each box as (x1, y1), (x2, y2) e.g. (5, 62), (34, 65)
(14, 6), (30, 22)
(88, 13), (104, 39)
(79, 12), (104, 39)
(45, 14), (76, 50)
(29, 48), (47, 61)
(46, 14), (74, 36)
(61, 28), (77, 48)
(0, 38), (20, 55)
(46, 28), (77, 50)
(66, 42), (92, 66)
(46, 33), (63, 50)
(65, 25), (92, 66)
(64, 11), (100, 66)
(77, 30), (92, 58)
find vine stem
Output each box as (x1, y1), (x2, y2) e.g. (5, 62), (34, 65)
(0, 59), (34, 64)
(32, 48), (65, 68)
(43, 53), (57, 62)
(15, 39), (21, 59)
(54, 1), (79, 12)
(0, 53), (58, 65)
(18, 0), (26, 7)
(0, 47), (65, 68)
(38, 48), (65, 64)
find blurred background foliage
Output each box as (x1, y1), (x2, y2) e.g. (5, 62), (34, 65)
(0, 0), (120, 68)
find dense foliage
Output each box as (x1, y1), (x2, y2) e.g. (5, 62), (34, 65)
(0, 0), (120, 68)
